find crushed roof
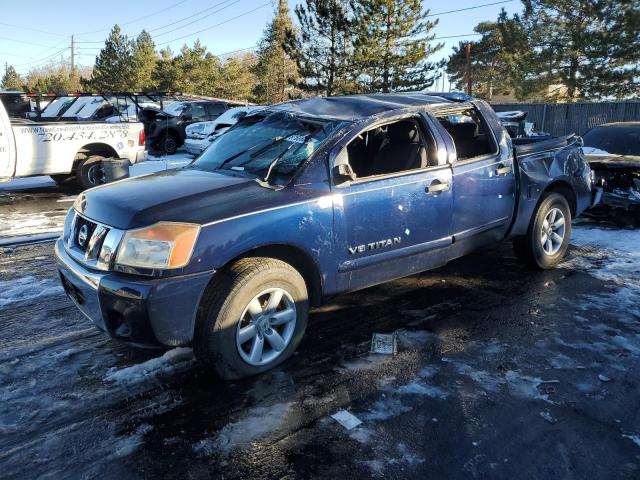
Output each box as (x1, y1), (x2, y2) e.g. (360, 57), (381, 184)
(272, 92), (452, 121)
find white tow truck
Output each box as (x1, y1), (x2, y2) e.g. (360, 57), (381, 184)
(0, 94), (147, 189)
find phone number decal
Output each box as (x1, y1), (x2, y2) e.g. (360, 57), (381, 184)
(19, 125), (131, 143)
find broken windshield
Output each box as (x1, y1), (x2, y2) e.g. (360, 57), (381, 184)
(192, 111), (345, 182)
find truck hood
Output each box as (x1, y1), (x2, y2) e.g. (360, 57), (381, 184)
(77, 168), (282, 230)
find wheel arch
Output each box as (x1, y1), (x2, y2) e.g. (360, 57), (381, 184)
(543, 180), (577, 217)
(74, 143), (118, 166)
(216, 243), (323, 307)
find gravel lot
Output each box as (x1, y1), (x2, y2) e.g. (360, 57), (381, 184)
(0, 185), (639, 479)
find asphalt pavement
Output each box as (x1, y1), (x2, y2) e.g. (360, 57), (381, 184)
(0, 184), (639, 479)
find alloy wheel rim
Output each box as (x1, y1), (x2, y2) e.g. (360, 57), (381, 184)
(87, 163), (106, 185)
(541, 207), (565, 256)
(236, 288), (297, 366)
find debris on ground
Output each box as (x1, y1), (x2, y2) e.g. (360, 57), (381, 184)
(331, 410), (363, 430)
(598, 374), (612, 382)
(371, 332), (398, 355)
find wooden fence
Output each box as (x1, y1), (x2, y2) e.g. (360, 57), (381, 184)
(491, 101), (640, 136)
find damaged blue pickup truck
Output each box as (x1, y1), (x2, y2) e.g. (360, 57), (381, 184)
(55, 93), (596, 379)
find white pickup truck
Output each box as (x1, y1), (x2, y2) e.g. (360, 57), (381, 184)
(0, 98), (147, 189)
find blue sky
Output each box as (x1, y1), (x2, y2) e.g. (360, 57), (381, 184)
(1, 0), (521, 85)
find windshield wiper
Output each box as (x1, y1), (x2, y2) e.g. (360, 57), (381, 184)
(255, 135), (310, 190)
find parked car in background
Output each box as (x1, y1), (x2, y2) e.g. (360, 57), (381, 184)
(142, 100), (230, 155)
(55, 93), (595, 379)
(184, 106), (264, 156)
(583, 122), (640, 220)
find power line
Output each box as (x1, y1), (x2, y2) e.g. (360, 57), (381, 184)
(0, 36), (58, 49)
(153, 0), (241, 38)
(74, 0), (240, 44)
(13, 47), (70, 68)
(157, 2), (272, 46)
(76, 0), (192, 36)
(149, 0), (236, 34)
(426, 0), (516, 17)
(0, 22), (67, 37)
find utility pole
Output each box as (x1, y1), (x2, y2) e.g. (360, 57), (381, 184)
(465, 42), (472, 96)
(70, 35), (75, 74)
(441, 69), (445, 91)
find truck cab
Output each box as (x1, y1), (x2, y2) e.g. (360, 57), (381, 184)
(54, 93), (594, 379)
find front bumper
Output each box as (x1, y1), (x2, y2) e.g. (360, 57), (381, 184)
(55, 239), (214, 347)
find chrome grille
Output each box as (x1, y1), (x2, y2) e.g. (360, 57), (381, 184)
(64, 210), (124, 271)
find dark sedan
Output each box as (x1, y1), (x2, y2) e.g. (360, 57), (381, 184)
(143, 100), (229, 154)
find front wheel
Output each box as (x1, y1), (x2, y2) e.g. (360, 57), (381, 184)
(513, 192), (572, 269)
(194, 258), (309, 380)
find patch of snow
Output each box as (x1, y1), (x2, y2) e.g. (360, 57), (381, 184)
(504, 370), (556, 403)
(397, 329), (434, 348)
(622, 434), (640, 448)
(360, 442), (425, 476)
(396, 381), (448, 399)
(362, 396), (413, 421)
(0, 276), (64, 307)
(337, 354), (390, 373)
(103, 347), (194, 385)
(539, 411), (557, 424)
(213, 402), (292, 452)
(110, 424), (153, 459)
(0, 211), (65, 237)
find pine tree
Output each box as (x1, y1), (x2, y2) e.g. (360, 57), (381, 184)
(214, 53), (257, 102)
(25, 63), (84, 94)
(88, 25), (135, 91)
(172, 40), (220, 95)
(350, 0), (444, 93)
(286, 0), (353, 96)
(153, 47), (180, 91)
(1, 65), (23, 91)
(253, 0), (299, 104)
(132, 30), (158, 91)
(446, 21), (515, 100)
(516, 0), (640, 100)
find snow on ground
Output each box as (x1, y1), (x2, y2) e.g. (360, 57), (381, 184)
(200, 402), (294, 454)
(103, 347), (195, 385)
(0, 210), (65, 237)
(0, 275), (64, 307)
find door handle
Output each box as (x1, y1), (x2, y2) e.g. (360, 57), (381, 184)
(495, 165), (512, 176)
(427, 181), (450, 194)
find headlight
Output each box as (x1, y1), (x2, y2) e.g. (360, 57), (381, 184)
(115, 222), (200, 270)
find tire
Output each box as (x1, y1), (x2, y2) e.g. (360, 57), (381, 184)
(513, 192), (572, 269)
(194, 257), (309, 380)
(160, 131), (179, 155)
(76, 155), (107, 190)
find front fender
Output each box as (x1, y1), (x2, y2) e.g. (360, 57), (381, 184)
(189, 194), (338, 296)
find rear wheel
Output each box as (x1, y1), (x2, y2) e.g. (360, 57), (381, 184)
(194, 257), (309, 380)
(513, 192), (572, 269)
(159, 131), (179, 155)
(76, 155), (107, 190)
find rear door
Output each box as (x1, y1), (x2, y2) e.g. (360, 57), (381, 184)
(0, 101), (16, 179)
(434, 104), (515, 244)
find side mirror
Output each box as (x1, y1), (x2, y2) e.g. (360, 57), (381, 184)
(333, 148), (356, 183)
